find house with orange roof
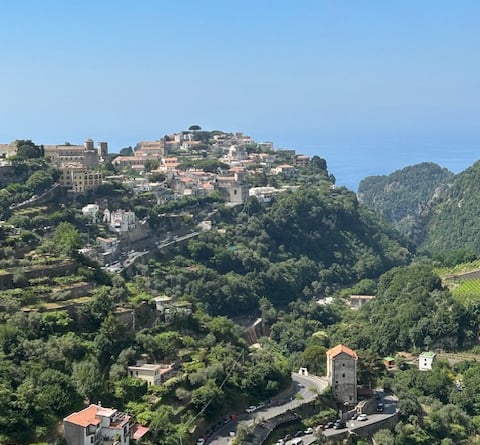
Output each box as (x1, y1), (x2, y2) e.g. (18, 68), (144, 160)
(63, 403), (131, 445)
(159, 156), (180, 172)
(326, 344), (358, 405)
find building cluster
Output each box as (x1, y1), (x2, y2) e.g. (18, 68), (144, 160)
(44, 139), (108, 193)
(108, 130), (309, 206)
(80, 204), (147, 265)
(0, 138), (107, 193)
(1, 130), (312, 208)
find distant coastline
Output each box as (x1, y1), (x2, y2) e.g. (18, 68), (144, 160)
(303, 144), (480, 191)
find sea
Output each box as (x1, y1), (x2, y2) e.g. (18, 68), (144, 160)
(302, 144), (480, 193)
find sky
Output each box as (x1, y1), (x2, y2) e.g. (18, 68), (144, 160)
(1, 0), (480, 189)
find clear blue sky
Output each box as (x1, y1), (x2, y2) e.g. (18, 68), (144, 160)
(1, 0), (479, 189)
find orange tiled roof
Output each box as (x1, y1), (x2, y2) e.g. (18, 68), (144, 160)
(64, 404), (101, 427)
(132, 424), (150, 440)
(326, 344), (357, 359)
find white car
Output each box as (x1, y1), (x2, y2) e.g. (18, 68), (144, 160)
(196, 439), (205, 445)
(257, 402), (266, 409)
(304, 427), (314, 434)
(246, 405), (257, 413)
(358, 414), (368, 421)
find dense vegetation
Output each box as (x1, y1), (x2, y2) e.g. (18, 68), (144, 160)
(421, 161), (480, 259)
(0, 158), (60, 217)
(358, 162), (453, 242)
(134, 185), (411, 317)
(4, 143), (480, 444)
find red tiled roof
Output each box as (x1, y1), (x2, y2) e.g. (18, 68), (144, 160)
(132, 424), (150, 440)
(326, 344), (358, 359)
(64, 404), (101, 427)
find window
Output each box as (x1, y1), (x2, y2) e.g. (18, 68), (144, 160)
(342, 373), (345, 378)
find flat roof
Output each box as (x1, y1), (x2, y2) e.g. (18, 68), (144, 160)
(420, 351), (436, 358)
(128, 363), (163, 371)
(64, 404), (101, 427)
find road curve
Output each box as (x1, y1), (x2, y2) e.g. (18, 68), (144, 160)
(207, 373), (328, 445)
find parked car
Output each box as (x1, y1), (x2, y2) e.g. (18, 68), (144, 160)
(196, 439), (205, 445)
(304, 427), (314, 434)
(276, 439), (285, 445)
(291, 439), (303, 445)
(333, 420), (347, 429)
(257, 402), (266, 409)
(294, 430), (304, 437)
(325, 421), (334, 429)
(358, 414), (368, 421)
(246, 405), (257, 413)
(283, 434), (292, 441)
(376, 402), (384, 412)
(351, 413), (358, 420)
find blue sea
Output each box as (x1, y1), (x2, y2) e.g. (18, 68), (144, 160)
(302, 144), (480, 192)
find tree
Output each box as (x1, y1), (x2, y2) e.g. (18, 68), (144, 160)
(149, 171), (166, 182)
(144, 159), (159, 172)
(14, 140), (42, 159)
(190, 379), (224, 415)
(26, 169), (55, 194)
(94, 314), (128, 366)
(12, 268), (28, 286)
(302, 345), (327, 375)
(372, 429), (395, 445)
(119, 146), (134, 156)
(113, 377), (147, 404)
(72, 356), (104, 403)
(149, 405), (177, 440)
(51, 222), (83, 255)
(189, 125), (202, 132)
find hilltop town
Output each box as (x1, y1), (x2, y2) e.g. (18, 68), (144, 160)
(1, 127), (316, 272)
(1, 128), (480, 445)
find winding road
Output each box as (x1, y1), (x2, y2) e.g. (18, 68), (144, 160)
(207, 373), (328, 445)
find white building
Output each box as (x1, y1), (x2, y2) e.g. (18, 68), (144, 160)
(127, 363), (175, 386)
(419, 351), (436, 371)
(82, 204), (100, 223)
(249, 186), (280, 202)
(104, 209), (136, 233)
(63, 404), (131, 445)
